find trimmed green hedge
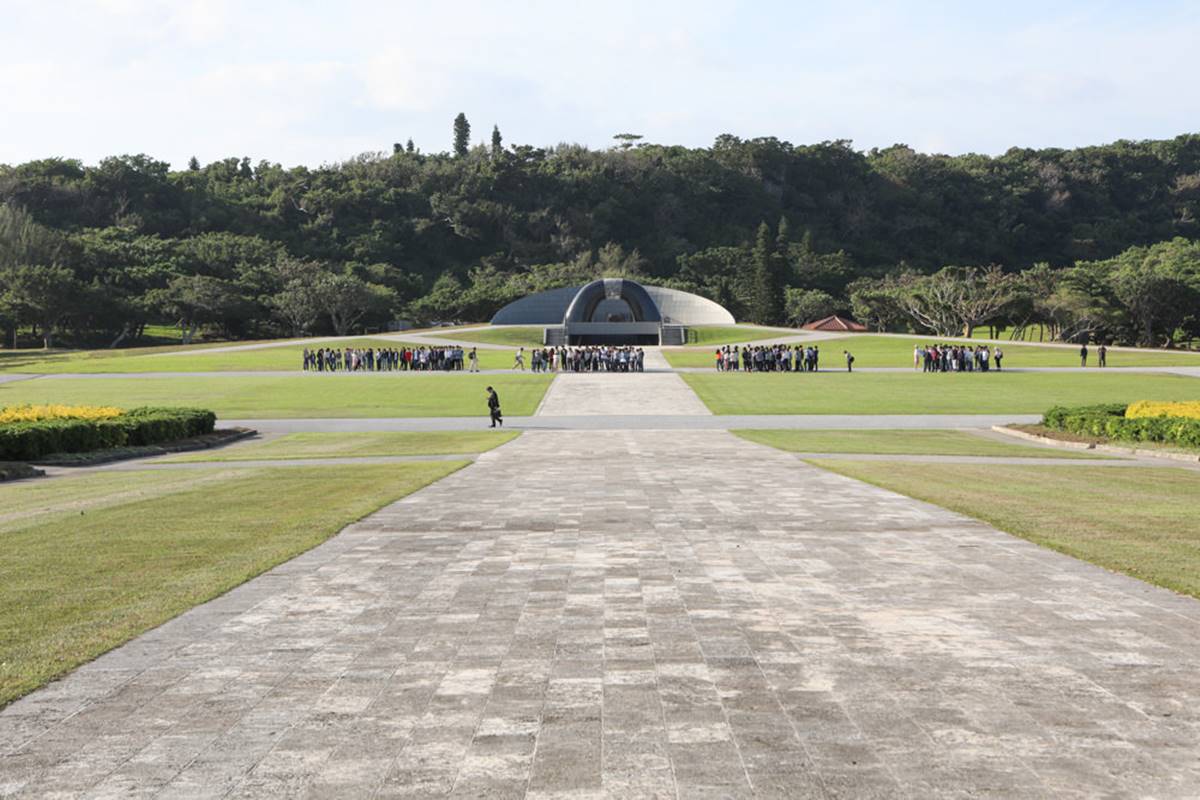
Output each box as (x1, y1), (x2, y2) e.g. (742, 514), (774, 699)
(0, 407), (216, 461)
(1043, 404), (1200, 449)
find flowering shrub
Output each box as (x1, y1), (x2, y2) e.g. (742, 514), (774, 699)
(0, 404), (124, 425)
(1126, 401), (1200, 421)
(0, 407), (216, 461)
(1043, 404), (1200, 449)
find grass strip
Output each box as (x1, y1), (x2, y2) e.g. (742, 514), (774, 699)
(681, 372), (1200, 415)
(733, 429), (1099, 458)
(0, 461), (464, 706)
(0, 374), (553, 419)
(164, 430), (519, 462)
(811, 460), (1200, 599)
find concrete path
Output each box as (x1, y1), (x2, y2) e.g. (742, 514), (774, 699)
(535, 373), (711, 417)
(225, 414), (1044, 434)
(5, 430), (1200, 798)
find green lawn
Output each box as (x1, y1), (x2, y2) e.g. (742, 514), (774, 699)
(0, 374), (553, 418)
(165, 430), (519, 462)
(682, 325), (791, 347)
(664, 334), (1200, 369)
(733, 429), (1098, 458)
(682, 372), (1200, 415)
(0, 461), (464, 706)
(441, 326), (546, 347)
(813, 460), (1200, 599)
(1, 337), (513, 373)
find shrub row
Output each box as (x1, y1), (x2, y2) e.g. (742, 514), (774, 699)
(1042, 404), (1200, 449)
(0, 407), (216, 461)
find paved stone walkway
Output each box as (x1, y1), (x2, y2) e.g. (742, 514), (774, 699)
(4, 430), (1200, 798)
(535, 373), (711, 416)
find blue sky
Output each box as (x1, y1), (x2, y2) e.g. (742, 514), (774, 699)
(2, 0), (1197, 168)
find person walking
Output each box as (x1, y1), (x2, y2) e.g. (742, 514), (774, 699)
(486, 386), (503, 427)
(513, 347), (526, 371)
(468, 347), (479, 373)
(994, 346), (1003, 370)
(1098, 343), (1107, 368)
(844, 350), (855, 372)
(1080, 343), (1089, 368)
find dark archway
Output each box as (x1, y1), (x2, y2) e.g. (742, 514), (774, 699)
(563, 279), (663, 325)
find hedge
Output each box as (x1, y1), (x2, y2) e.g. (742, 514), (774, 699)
(1042, 403), (1200, 449)
(0, 407), (216, 462)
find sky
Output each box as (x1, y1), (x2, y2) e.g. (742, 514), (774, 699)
(2, 0), (1198, 169)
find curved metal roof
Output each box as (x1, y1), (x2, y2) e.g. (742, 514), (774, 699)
(490, 281), (735, 326)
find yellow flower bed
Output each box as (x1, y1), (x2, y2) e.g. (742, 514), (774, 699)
(0, 404), (125, 424)
(1126, 401), (1200, 420)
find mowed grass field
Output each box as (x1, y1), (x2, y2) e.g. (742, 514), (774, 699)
(682, 372), (1200, 415)
(0, 374), (553, 418)
(441, 326), (546, 347)
(733, 429), (1099, 458)
(815, 461), (1200, 599)
(165, 430), (519, 462)
(0, 461), (464, 706)
(0, 337), (514, 374)
(683, 326), (792, 347)
(664, 334), (1200, 368)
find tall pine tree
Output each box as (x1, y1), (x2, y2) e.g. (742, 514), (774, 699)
(768, 216), (790, 323)
(750, 221), (776, 325)
(491, 125), (503, 156)
(453, 113), (471, 157)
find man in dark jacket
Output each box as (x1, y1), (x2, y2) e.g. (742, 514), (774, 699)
(486, 386), (503, 427)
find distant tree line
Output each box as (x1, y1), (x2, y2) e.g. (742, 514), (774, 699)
(2, 116), (1199, 348)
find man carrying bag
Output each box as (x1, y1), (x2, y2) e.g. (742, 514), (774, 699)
(486, 386), (503, 428)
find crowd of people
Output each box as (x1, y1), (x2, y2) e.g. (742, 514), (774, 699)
(913, 344), (1003, 372)
(709, 341), (1015, 373)
(518, 346), (646, 373)
(714, 344), (823, 372)
(302, 345), (480, 372)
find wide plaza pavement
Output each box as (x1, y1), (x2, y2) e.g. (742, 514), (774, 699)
(2, 372), (1200, 798)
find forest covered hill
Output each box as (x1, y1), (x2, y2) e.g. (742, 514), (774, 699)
(2, 124), (1199, 346)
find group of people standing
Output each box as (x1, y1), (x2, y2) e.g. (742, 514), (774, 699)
(516, 346), (646, 373)
(914, 344), (1003, 372)
(303, 345), (481, 372)
(715, 344), (822, 372)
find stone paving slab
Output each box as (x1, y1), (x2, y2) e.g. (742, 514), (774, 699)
(4, 430), (1200, 798)
(535, 373), (712, 416)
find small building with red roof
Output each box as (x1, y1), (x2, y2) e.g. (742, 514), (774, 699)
(800, 314), (868, 332)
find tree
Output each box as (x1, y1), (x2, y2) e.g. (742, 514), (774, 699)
(149, 274), (247, 344)
(785, 288), (837, 326)
(594, 242), (646, 278)
(453, 113), (471, 158)
(318, 274), (394, 335)
(405, 138), (415, 153)
(187, 156), (200, 171)
(0, 203), (65, 270)
(0, 203), (70, 347)
(847, 277), (908, 332)
(749, 221), (784, 325)
(0, 264), (81, 348)
(491, 125), (503, 157)
(612, 133), (643, 150)
(269, 257), (325, 336)
(408, 272), (465, 323)
(894, 266), (1017, 337)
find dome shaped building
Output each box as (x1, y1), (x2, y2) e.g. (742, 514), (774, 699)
(491, 280), (734, 345)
